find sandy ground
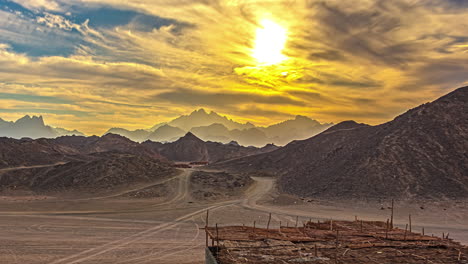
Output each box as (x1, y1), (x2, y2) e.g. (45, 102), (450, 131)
(0, 171), (467, 263)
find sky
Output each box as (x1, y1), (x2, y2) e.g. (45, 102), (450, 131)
(0, 0), (467, 134)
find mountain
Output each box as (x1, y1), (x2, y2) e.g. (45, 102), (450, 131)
(213, 86), (468, 200)
(0, 151), (175, 193)
(146, 124), (185, 142)
(105, 128), (150, 142)
(53, 127), (85, 137)
(168, 108), (254, 131)
(0, 115), (84, 139)
(260, 115), (333, 145)
(143, 132), (279, 163)
(190, 123), (231, 143)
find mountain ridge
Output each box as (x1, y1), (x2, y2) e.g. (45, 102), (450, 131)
(212, 86), (468, 200)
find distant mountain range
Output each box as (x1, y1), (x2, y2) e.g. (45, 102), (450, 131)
(0, 115), (83, 139)
(107, 109), (333, 147)
(0, 109), (332, 147)
(213, 86), (468, 200)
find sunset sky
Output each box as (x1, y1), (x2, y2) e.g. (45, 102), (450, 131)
(0, 0), (467, 134)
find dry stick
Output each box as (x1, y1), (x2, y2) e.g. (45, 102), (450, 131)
(385, 219), (389, 239)
(279, 221), (281, 231)
(315, 244), (318, 257)
(442, 232), (445, 240)
(360, 220), (363, 233)
(335, 230), (339, 264)
(390, 199), (394, 229)
(205, 210), (209, 247)
(330, 219), (333, 231)
(295, 216), (299, 228)
(267, 213), (272, 230)
(215, 223), (219, 254)
(404, 224), (408, 241)
(409, 214), (412, 233)
(446, 233), (449, 239)
(422, 227), (425, 236)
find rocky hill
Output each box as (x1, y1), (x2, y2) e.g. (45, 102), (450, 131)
(143, 132), (279, 163)
(0, 151), (176, 193)
(214, 86), (468, 200)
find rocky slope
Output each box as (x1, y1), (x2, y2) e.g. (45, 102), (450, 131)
(0, 151), (176, 192)
(214, 86), (468, 200)
(143, 132), (279, 163)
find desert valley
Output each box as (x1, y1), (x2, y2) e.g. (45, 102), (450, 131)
(0, 86), (467, 263)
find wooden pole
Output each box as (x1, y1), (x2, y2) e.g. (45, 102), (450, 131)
(422, 227), (425, 236)
(409, 214), (412, 233)
(330, 219), (333, 231)
(215, 223), (219, 255)
(315, 244), (318, 257)
(390, 199), (394, 229)
(385, 219), (389, 239)
(404, 224), (408, 241)
(205, 210), (209, 247)
(360, 220), (363, 233)
(295, 216), (299, 228)
(335, 230), (339, 264)
(267, 213), (272, 230)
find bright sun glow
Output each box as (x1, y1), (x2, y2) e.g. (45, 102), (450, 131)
(252, 19), (287, 65)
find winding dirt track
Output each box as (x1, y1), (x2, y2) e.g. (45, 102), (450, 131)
(0, 162), (66, 172)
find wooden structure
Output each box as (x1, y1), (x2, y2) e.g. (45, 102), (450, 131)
(205, 213), (468, 263)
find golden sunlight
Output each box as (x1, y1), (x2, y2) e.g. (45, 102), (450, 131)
(252, 19), (287, 65)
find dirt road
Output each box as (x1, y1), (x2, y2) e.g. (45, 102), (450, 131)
(0, 170), (467, 263)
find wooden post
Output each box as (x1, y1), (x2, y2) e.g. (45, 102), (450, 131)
(404, 224), (408, 241)
(330, 219), (333, 231)
(446, 233), (449, 239)
(355, 215), (358, 221)
(409, 214), (412, 233)
(216, 223), (219, 245)
(360, 220), (363, 233)
(215, 223), (219, 255)
(442, 232), (445, 240)
(286, 222), (289, 227)
(295, 216), (299, 228)
(315, 244), (318, 257)
(267, 213), (272, 230)
(279, 221), (281, 231)
(335, 230), (339, 264)
(422, 227), (424, 236)
(385, 219), (389, 239)
(205, 210), (209, 247)
(390, 199), (394, 229)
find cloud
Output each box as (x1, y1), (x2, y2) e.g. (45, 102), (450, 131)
(0, 0), (467, 134)
(156, 88), (306, 107)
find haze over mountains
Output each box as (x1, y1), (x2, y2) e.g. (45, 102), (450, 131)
(108, 109), (333, 147)
(0, 109), (332, 147)
(0, 115), (83, 139)
(214, 86), (468, 200)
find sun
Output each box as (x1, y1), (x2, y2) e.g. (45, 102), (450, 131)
(252, 19), (288, 65)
